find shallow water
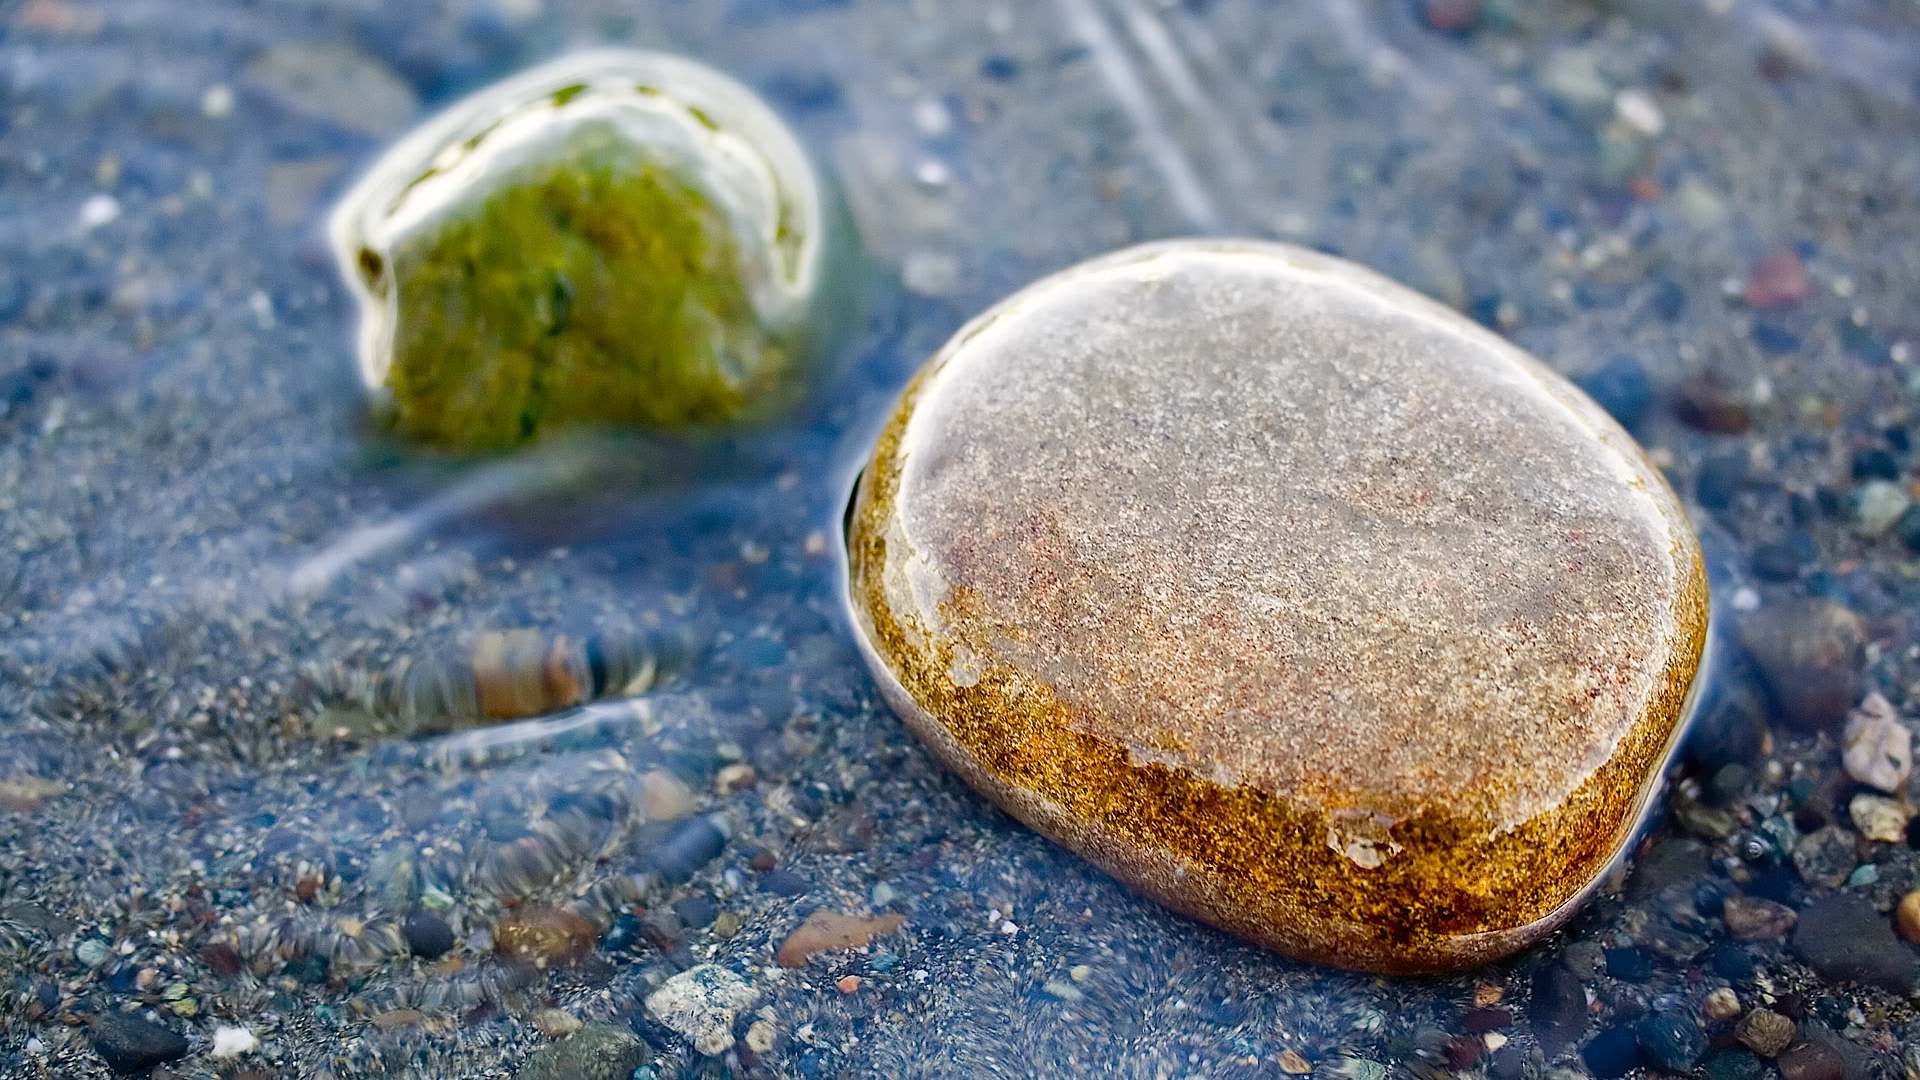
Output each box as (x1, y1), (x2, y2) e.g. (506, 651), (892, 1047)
(3, 0), (1920, 1077)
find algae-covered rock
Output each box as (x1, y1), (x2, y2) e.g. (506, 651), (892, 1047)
(330, 50), (832, 449)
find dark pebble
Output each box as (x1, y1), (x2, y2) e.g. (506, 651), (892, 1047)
(1636, 1012), (1705, 1072)
(1898, 505), (1920, 552)
(1629, 837), (1711, 899)
(601, 912), (645, 953)
(1737, 598), (1865, 732)
(1605, 946), (1653, 982)
(1575, 355), (1654, 431)
(1791, 894), (1919, 990)
(1752, 539), (1811, 581)
(1674, 370), (1752, 434)
(1687, 694), (1769, 768)
(290, 953), (329, 985)
(1710, 942), (1757, 981)
(1488, 1043), (1539, 1080)
(979, 55), (1019, 81)
(1582, 1023), (1643, 1079)
(1708, 762), (1752, 805)
(1852, 449), (1902, 481)
(1703, 1048), (1765, 1080)
(1417, 0), (1482, 33)
(1694, 878), (1727, 916)
(1652, 280), (1687, 321)
(201, 940), (243, 976)
(1695, 452), (1749, 510)
(1462, 1006), (1512, 1033)
(1529, 962), (1589, 1057)
(89, 1011), (189, 1075)
(673, 895), (719, 928)
(644, 816), (728, 884)
(1752, 322), (1801, 355)
(1777, 1039), (1846, 1080)
(403, 909), (455, 959)
(759, 869), (810, 896)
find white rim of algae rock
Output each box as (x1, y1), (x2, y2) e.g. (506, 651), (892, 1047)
(328, 48), (827, 397)
(839, 238), (1711, 973)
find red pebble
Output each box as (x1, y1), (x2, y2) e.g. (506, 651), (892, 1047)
(1743, 249), (1812, 310)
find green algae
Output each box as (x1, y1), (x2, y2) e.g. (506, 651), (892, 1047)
(380, 125), (794, 449)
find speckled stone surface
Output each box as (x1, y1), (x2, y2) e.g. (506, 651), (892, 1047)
(845, 239), (1710, 973)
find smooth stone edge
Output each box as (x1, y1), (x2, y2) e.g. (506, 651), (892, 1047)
(326, 48), (828, 398)
(837, 238), (1711, 974)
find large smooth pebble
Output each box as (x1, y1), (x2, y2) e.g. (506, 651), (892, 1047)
(843, 239), (1708, 973)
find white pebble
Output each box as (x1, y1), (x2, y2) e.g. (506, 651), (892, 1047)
(201, 84), (235, 119)
(210, 1026), (259, 1059)
(903, 251), (959, 297)
(78, 194), (120, 230)
(1614, 89), (1665, 136)
(913, 98), (952, 138)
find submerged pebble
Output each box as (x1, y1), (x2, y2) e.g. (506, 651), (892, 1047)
(89, 1011), (189, 1075)
(519, 1023), (648, 1080)
(844, 239), (1708, 973)
(645, 964), (759, 1056)
(330, 50), (834, 448)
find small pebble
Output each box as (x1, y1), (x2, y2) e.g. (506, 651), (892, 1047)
(1418, 0), (1481, 33)
(1605, 946), (1653, 983)
(494, 906), (597, 968)
(210, 1026), (259, 1059)
(1279, 1049), (1314, 1074)
(1843, 693), (1911, 793)
(1673, 368), (1753, 434)
(836, 973), (863, 994)
(646, 965), (758, 1055)
(1738, 599), (1866, 732)
(1583, 1024), (1643, 1079)
(77, 194), (120, 231)
(644, 816), (728, 884)
(1896, 890), (1920, 945)
(1898, 505), (1920, 552)
(1791, 825), (1858, 888)
(1721, 895), (1797, 941)
(1848, 793), (1908, 843)
(1528, 962), (1589, 1056)
(519, 1023), (648, 1080)
(1636, 1011), (1705, 1073)
(88, 1012), (189, 1076)
(1736, 1010), (1796, 1058)
(1743, 250), (1812, 310)
(745, 1019), (777, 1054)
(777, 910), (906, 967)
(1703, 987), (1742, 1022)
(1574, 355), (1654, 431)
(714, 763), (757, 793)
(1854, 480), (1912, 536)
(402, 909), (455, 959)
(640, 769), (696, 822)
(534, 1008), (583, 1038)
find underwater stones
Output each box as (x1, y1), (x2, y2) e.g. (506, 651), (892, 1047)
(645, 964), (759, 1056)
(330, 50), (833, 449)
(843, 239), (1708, 973)
(89, 1012), (189, 1075)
